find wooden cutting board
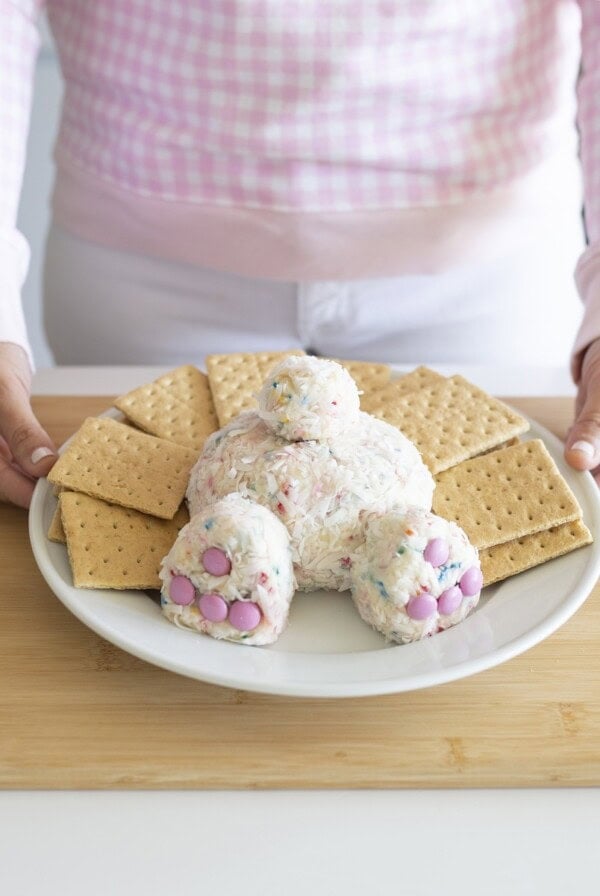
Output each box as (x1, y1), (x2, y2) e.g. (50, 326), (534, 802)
(1, 395), (599, 789)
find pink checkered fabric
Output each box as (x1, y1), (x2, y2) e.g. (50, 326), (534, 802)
(2, 1), (599, 222)
(45, 0), (591, 211)
(2, 1), (600, 366)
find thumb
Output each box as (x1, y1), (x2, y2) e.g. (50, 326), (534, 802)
(0, 385), (57, 480)
(564, 389), (600, 472)
(565, 338), (600, 472)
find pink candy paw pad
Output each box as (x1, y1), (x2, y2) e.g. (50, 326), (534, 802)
(168, 575), (262, 631)
(202, 547), (231, 576)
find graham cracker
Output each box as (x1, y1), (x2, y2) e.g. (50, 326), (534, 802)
(361, 374), (529, 473)
(433, 439), (583, 550)
(480, 520), (593, 586)
(360, 365), (445, 419)
(332, 359), (391, 396)
(47, 504), (66, 544)
(206, 350), (306, 426)
(393, 365), (446, 395)
(114, 365), (219, 450)
(47, 417), (198, 520)
(60, 491), (189, 590)
(479, 436), (521, 455)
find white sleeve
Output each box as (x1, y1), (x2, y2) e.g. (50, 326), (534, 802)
(0, 1), (45, 371)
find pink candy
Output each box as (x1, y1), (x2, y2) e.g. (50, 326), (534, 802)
(169, 575), (196, 606)
(437, 585), (463, 616)
(228, 600), (262, 632)
(198, 593), (228, 623)
(459, 566), (483, 597)
(202, 547), (231, 577)
(406, 593), (437, 621)
(423, 537), (450, 568)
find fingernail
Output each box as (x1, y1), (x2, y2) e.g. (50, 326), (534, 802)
(569, 440), (595, 459)
(31, 447), (55, 465)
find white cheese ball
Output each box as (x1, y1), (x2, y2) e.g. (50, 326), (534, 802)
(351, 506), (482, 643)
(159, 493), (295, 646)
(257, 355), (360, 442)
(187, 411), (435, 592)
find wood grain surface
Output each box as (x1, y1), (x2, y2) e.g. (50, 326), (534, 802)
(2, 394), (599, 790)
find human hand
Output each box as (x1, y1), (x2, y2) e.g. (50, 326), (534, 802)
(0, 343), (56, 508)
(565, 337), (600, 482)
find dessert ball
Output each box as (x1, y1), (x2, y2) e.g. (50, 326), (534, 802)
(257, 355), (360, 442)
(351, 506), (482, 643)
(160, 493), (295, 646)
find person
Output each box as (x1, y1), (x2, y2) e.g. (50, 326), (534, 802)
(1, 0), (600, 509)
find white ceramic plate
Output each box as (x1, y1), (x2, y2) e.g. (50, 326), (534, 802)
(29, 414), (600, 698)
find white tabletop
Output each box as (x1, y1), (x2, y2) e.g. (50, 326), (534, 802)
(3, 364), (593, 896)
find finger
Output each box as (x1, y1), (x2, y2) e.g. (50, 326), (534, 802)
(0, 383), (57, 479)
(0, 453), (36, 509)
(564, 389), (600, 470)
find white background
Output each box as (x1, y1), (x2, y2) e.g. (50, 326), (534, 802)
(1, 789), (599, 896)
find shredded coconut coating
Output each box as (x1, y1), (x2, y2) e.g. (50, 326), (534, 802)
(159, 493), (295, 646)
(351, 506), (481, 643)
(257, 355), (360, 442)
(187, 411), (435, 591)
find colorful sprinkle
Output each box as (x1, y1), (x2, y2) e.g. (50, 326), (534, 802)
(437, 561), (460, 583)
(373, 578), (389, 599)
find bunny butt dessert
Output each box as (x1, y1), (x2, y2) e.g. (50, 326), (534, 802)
(161, 356), (482, 645)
